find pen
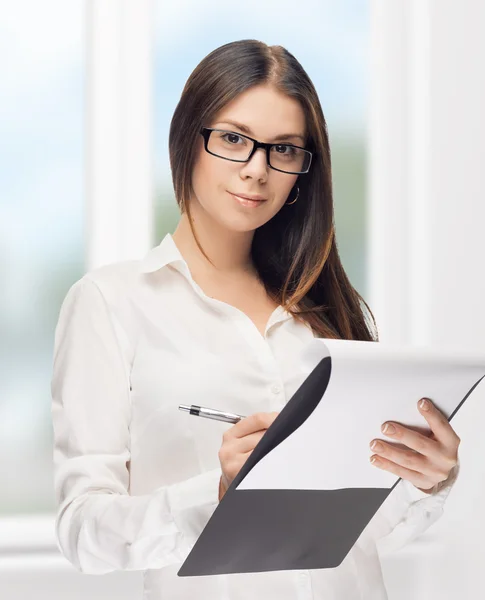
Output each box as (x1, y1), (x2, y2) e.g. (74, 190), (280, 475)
(179, 404), (247, 424)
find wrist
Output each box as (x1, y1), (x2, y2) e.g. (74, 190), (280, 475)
(219, 475), (229, 501)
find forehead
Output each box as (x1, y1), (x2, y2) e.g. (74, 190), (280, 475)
(212, 84), (306, 139)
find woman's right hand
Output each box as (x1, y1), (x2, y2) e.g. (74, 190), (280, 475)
(217, 411), (280, 501)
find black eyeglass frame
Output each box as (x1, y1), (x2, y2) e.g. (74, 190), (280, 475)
(199, 127), (313, 175)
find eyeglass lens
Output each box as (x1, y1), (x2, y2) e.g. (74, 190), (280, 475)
(207, 130), (311, 173)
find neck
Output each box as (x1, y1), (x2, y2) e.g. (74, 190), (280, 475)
(172, 207), (256, 278)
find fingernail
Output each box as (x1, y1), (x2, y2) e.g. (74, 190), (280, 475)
(419, 398), (430, 411)
(382, 422), (396, 434)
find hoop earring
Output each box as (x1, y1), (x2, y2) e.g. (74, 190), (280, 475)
(285, 186), (299, 205)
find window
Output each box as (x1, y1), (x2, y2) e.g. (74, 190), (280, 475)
(0, 1), (85, 515)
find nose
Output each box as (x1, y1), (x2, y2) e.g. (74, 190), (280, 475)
(239, 147), (268, 180)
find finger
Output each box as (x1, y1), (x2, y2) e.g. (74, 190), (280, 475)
(230, 412), (279, 439)
(378, 420), (441, 463)
(236, 430), (267, 453)
(370, 455), (442, 490)
(417, 398), (461, 449)
(370, 438), (439, 479)
(379, 406), (459, 470)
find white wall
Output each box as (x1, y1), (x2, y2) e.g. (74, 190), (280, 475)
(0, 554), (142, 600)
(369, 1), (485, 598)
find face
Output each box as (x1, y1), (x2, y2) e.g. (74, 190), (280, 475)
(190, 83), (307, 232)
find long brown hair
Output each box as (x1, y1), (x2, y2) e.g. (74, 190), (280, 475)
(168, 39), (378, 342)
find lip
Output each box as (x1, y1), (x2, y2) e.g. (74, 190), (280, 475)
(228, 191), (267, 201)
(228, 191), (267, 208)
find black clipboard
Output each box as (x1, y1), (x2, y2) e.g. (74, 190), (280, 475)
(178, 339), (485, 576)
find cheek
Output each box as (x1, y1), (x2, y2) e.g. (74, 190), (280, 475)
(277, 177), (298, 202)
(192, 152), (227, 197)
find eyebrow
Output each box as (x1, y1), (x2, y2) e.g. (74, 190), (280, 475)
(215, 119), (305, 143)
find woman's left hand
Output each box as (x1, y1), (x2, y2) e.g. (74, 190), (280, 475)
(369, 398), (460, 493)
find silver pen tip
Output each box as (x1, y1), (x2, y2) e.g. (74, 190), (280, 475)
(179, 405), (191, 412)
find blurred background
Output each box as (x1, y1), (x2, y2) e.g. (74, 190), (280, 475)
(1, 1), (484, 599)
(0, 0), (368, 519)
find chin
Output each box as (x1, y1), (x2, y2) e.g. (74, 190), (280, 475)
(215, 213), (267, 234)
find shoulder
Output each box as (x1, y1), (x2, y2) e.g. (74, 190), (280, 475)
(81, 259), (141, 305)
(61, 259), (145, 352)
(62, 259), (143, 327)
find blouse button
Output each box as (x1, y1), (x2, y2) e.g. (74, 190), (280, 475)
(271, 384), (281, 394)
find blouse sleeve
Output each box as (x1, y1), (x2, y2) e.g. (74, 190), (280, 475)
(373, 457), (460, 556)
(51, 276), (222, 575)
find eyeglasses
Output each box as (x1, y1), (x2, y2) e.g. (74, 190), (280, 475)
(199, 127), (313, 175)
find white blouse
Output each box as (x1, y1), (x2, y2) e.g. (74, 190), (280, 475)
(51, 232), (459, 600)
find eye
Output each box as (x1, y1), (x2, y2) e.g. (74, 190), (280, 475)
(221, 132), (246, 145)
(273, 144), (297, 155)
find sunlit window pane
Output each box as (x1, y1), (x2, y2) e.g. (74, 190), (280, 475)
(0, 1), (85, 514)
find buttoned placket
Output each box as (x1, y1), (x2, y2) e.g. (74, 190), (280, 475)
(205, 299), (290, 413)
(175, 261), (290, 403)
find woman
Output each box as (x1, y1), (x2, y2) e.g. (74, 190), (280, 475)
(51, 40), (460, 599)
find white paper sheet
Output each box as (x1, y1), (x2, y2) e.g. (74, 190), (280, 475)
(236, 339), (485, 491)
